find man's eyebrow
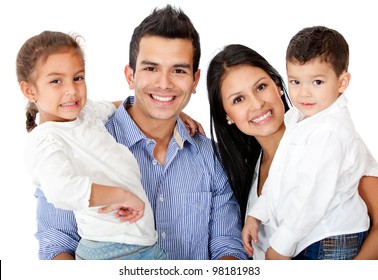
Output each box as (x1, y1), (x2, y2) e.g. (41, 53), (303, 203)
(140, 60), (191, 69)
(140, 60), (158, 66)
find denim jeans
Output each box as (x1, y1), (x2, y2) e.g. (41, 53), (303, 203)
(76, 239), (167, 260)
(293, 231), (368, 260)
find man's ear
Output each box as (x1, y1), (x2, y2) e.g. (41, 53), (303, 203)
(20, 81), (37, 102)
(124, 65), (135, 90)
(338, 71), (351, 93)
(191, 69), (201, 94)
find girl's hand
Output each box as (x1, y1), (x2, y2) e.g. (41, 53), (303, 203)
(98, 191), (145, 223)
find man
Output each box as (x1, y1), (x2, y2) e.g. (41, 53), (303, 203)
(35, 4), (247, 260)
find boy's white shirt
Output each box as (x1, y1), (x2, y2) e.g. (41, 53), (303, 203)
(24, 99), (158, 246)
(247, 94), (371, 257)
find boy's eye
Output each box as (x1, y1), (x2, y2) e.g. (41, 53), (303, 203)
(74, 76), (84, 81)
(313, 80), (323, 85)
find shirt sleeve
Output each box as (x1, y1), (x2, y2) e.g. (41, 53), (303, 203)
(34, 188), (80, 259)
(29, 133), (92, 211)
(360, 137), (378, 177)
(270, 129), (366, 257)
(209, 157), (249, 260)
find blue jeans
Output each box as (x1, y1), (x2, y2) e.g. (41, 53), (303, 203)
(292, 231), (368, 260)
(76, 239), (167, 260)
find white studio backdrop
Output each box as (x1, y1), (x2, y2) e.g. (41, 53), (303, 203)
(1, 0), (377, 264)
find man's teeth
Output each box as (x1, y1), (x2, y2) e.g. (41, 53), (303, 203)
(152, 95), (174, 102)
(252, 111), (272, 123)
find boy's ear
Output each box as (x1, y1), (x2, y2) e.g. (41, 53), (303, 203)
(20, 81), (37, 102)
(338, 71), (351, 93)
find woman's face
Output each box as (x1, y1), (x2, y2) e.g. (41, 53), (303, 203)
(221, 65), (285, 140)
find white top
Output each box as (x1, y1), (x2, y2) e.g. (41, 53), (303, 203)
(248, 94), (371, 257)
(24, 100), (158, 246)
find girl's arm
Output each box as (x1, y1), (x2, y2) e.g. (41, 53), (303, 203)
(354, 176), (378, 259)
(90, 183), (145, 223)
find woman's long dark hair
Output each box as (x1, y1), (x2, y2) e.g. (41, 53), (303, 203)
(207, 44), (291, 222)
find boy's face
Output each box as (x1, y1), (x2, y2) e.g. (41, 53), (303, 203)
(286, 58), (349, 118)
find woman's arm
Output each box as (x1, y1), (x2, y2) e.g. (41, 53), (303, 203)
(354, 176), (378, 259)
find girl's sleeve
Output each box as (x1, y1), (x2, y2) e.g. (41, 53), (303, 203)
(83, 99), (117, 124)
(26, 133), (92, 211)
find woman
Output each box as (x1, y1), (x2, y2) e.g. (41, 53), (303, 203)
(206, 44), (378, 259)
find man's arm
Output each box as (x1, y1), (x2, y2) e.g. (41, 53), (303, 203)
(209, 158), (249, 260)
(35, 188), (79, 260)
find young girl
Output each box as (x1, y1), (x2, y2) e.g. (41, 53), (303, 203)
(17, 31), (167, 260)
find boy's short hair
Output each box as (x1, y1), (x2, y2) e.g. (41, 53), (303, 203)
(286, 26), (349, 76)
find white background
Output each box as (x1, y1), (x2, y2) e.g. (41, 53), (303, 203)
(1, 0), (377, 273)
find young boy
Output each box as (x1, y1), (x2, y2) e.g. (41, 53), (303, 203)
(247, 26), (369, 260)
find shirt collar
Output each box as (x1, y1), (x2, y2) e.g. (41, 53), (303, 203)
(111, 96), (198, 153)
(285, 94), (349, 128)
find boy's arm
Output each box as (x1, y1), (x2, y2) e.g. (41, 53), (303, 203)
(270, 129), (365, 257)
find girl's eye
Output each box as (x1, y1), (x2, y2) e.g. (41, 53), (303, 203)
(290, 80), (299, 85)
(50, 79), (61, 84)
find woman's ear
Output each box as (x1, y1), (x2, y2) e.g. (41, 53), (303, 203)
(338, 71), (351, 93)
(20, 81), (37, 102)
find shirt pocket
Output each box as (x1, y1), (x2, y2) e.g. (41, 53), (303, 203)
(179, 192), (212, 244)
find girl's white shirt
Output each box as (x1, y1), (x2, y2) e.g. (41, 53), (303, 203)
(24, 99), (157, 246)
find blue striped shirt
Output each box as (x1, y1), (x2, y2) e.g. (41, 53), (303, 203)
(34, 96), (247, 260)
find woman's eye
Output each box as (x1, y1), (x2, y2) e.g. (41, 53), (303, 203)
(233, 96), (243, 104)
(256, 84), (266, 92)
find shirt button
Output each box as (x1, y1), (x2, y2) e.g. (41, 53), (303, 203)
(161, 232), (166, 239)
(152, 160), (158, 165)
(159, 195), (164, 202)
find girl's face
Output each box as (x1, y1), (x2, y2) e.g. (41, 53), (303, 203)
(24, 50), (86, 124)
(221, 65), (285, 140)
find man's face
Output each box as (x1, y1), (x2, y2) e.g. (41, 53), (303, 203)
(126, 36), (200, 123)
